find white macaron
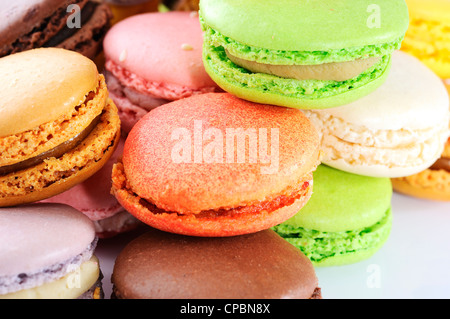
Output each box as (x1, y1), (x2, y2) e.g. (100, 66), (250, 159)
(303, 51), (450, 178)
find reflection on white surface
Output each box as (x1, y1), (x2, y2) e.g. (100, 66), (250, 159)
(96, 193), (450, 299)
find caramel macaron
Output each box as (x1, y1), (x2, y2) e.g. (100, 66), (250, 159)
(112, 93), (320, 237)
(111, 228), (321, 299)
(0, 48), (120, 207)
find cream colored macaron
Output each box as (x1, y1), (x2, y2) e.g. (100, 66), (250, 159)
(303, 51), (450, 178)
(0, 48), (120, 207)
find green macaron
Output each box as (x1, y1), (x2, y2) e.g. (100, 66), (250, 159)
(200, 0), (409, 109)
(272, 165), (393, 267)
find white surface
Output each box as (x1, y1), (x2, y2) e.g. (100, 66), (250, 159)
(96, 192), (450, 299)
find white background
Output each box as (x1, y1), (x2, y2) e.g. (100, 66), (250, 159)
(96, 192), (450, 299)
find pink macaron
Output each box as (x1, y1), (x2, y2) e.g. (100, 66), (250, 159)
(103, 11), (219, 134)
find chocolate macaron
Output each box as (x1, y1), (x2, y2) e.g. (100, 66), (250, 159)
(111, 228), (321, 299)
(0, 48), (121, 207)
(112, 93), (320, 237)
(0, 203), (103, 299)
(0, 0), (112, 60)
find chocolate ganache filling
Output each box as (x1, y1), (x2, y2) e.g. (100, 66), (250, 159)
(0, 114), (102, 176)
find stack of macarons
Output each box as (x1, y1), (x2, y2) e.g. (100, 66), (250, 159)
(109, 92), (324, 298)
(393, 0), (450, 201)
(198, 0), (449, 267)
(0, 47), (124, 298)
(98, 7), (324, 299)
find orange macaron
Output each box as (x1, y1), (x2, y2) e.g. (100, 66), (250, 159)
(112, 93), (320, 237)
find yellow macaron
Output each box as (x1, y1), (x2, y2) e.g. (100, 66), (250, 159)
(0, 48), (120, 207)
(402, 0), (450, 78)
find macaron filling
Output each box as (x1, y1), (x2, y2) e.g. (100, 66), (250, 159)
(204, 43), (390, 100)
(0, 114), (101, 177)
(225, 51), (381, 82)
(111, 158), (315, 236)
(139, 176), (312, 218)
(113, 159), (312, 218)
(105, 70), (169, 111)
(0, 238), (98, 296)
(0, 256), (102, 299)
(0, 76), (110, 176)
(201, 19), (403, 66)
(0, 96), (120, 202)
(431, 157), (450, 172)
(273, 208), (392, 266)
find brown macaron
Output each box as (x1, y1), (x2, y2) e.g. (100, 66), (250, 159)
(0, 48), (120, 207)
(0, 0), (112, 60)
(111, 228), (322, 299)
(111, 93), (320, 237)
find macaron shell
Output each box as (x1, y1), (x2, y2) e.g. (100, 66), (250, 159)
(282, 165), (392, 232)
(0, 203), (95, 276)
(122, 93), (319, 214)
(199, 0), (409, 51)
(392, 173), (450, 201)
(112, 229), (320, 299)
(0, 48), (98, 137)
(312, 220), (392, 267)
(103, 12), (216, 90)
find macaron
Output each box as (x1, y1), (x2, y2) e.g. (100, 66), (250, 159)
(0, 203), (103, 299)
(273, 165), (393, 267)
(391, 138), (450, 201)
(111, 93), (320, 237)
(0, 0), (112, 60)
(102, 0), (159, 25)
(200, 0), (409, 109)
(103, 11), (219, 134)
(41, 137), (141, 238)
(303, 51), (450, 178)
(0, 48), (121, 207)
(401, 0), (450, 79)
(111, 228), (322, 299)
